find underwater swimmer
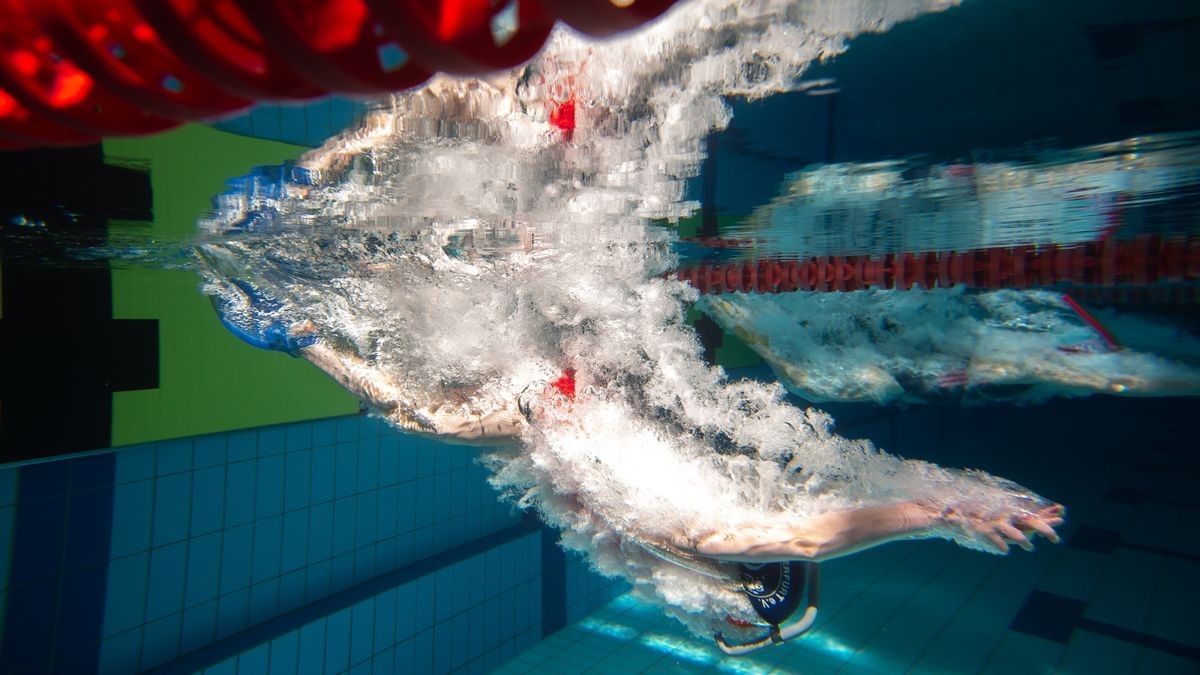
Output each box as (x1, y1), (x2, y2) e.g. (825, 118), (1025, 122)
(214, 278), (1065, 562)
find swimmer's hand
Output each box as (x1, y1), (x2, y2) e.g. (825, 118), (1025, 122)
(941, 501), (1064, 554)
(212, 279), (318, 357)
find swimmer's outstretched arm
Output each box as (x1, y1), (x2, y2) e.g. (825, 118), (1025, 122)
(298, 342), (527, 446)
(684, 499), (1064, 564)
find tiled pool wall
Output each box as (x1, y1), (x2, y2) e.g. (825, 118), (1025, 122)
(0, 414), (627, 674)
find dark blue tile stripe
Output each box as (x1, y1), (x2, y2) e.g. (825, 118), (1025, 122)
(1, 455), (115, 674)
(146, 520), (540, 675)
(1011, 590), (1200, 664)
(540, 525), (567, 638)
(1077, 619), (1200, 663)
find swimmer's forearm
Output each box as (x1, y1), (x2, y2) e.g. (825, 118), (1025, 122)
(298, 343), (525, 446)
(299, 343), (400, 411)
(689, 501), (938, 563)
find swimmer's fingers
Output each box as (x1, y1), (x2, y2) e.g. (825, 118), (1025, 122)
(985, 530), (1010, 553)
(1018, 515), (1060, 544)
(998, 522), (1034, 551)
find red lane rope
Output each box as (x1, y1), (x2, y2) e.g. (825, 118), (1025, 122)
(0, 0), (680, 148)
(670, 235), (1200, 295)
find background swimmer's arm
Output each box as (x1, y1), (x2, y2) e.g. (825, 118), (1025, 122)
(687, 500), (1064, 563)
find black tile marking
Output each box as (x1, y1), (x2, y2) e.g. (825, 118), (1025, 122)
(1077, 620), (1200, 664)
(1012, 591), (1200, 664)
(540, 518), (568, 637)
(1010, 591), (1085, 644)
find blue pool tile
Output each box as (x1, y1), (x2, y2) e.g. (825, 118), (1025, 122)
(375, 589), (397, 653)
(347, 660), (371, 675)
(180, 599), (217, 654)
(110, 480), (153, 558)
(394, 638), (414, 673)
(259, 426), (287, 458)
(204, 656), (237, 675)
(64, 486), (114, 570)
(70, 453), (115, 492)
(395, 583), (416, 640)
(146, 542), (187, 621)
(310, 446), (335, 504)
(336, 418), (360, 444)
(387, 438), (415, 484)
(156, 440), (193, 476)
(375, 537), (397, 572)
(413, 629), (433, 672)
(152, 473), (192, 547)
(191, 466), (226, 536)
(356, 437), (379, 493)
(227, 431), (257, 464)
(0, 504), (13, 583)
(436, 619), (453, 672)
(103, 553), (149, 636)
(378, 442), (398, 487)
(286, 422), (313, 453)
(1, 576), (57, 670)
(306, 560), (331, 603)
(334, 442), (358, 499)
(451, 561), (471, 616)
(255, 454), (286, 520)
(415, 480), (435, 529)
(114, 446), (155, 484)
(331, 552), (355, 593)
(312, 419), (337, 448)
(0, 468), (17, 506)
(412, 571), (436, 629)
(417, 446), (437, 479)
(269, 631), (300, 675)
(55, 643), (101, 675)
(281, 509), (309, 573)
(283, 451), (311, 512)
(249, 578), (279, 625)
(237, 644), (269, 674)
(325, 608), (352, 673)
(220, 523), (254, 593)
(98, 628), (142, 675)
(55, 563), (107, 651)
(355, 491), (378, 547)
(216, 589), (249, 639)
(298, 620), (326, 675)
(435, 569), (454, 623)
(373, 647), (395, 675)
(185, 532), (222, 607)
(333, 497), (356, 555)
(451, 470), (467, 515)
(140, 612), (181, 670)
(397, 482), (416, 535)
(279, 569), (306, 614)
(252, 515), (283, 584)
(224, 461), (257, 528)
(377, 486), (398, 539)
(354, 545), (377, 584)
(193, 435), (227, 469)
(350, 597), (376, 666)
(19, 461), (68, 503)
(307, 501), (333, 563)
(8, 487), (65, 583)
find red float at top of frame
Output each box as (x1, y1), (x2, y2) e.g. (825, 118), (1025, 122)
(0, 0), (682, 149)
